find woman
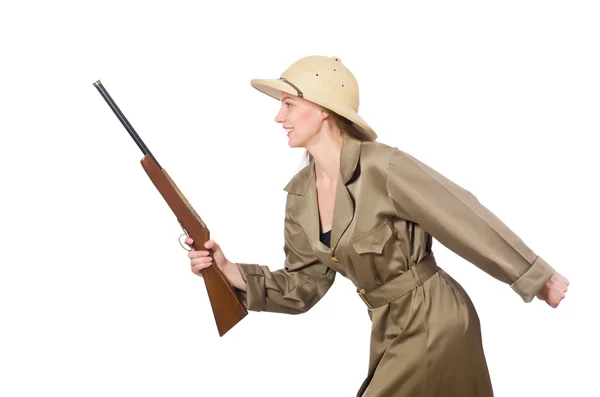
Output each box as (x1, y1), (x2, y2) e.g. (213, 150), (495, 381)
(185, 55), (569, 397)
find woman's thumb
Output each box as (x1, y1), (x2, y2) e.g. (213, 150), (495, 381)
(204, 239), (218, 251)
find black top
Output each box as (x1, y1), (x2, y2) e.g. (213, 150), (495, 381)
(320, 229), (331, 248)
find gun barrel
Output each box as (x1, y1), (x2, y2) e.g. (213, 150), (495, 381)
(93, 80), (161, 169)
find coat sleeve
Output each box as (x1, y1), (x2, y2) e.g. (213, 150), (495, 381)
(385, 148), (555, 303)
(233, 206), (336, 314)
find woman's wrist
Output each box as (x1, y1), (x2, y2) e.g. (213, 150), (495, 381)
(223, 261), (247, 292)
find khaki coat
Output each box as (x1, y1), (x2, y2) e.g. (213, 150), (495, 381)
(235, 134), (555, 397)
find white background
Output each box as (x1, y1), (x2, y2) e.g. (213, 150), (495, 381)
(1, 1), (598, 396)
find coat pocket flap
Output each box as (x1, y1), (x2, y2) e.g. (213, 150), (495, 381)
(351, 221), (393, 255)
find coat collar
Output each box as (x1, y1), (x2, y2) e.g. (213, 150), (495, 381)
(283, 134), (362, 256)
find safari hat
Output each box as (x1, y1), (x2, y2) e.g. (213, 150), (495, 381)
(250, 55), (377, 139)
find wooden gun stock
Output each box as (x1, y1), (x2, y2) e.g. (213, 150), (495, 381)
(93, 80), (247, 337)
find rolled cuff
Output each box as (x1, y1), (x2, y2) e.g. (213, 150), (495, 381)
(235, 263), (267, 312)
(511, 256), (555, 303)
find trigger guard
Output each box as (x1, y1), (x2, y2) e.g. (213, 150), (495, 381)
(178, 233), (192, 251)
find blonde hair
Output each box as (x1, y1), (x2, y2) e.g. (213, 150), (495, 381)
(302, 110), (374, 164)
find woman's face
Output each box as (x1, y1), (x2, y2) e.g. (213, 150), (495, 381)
(274, 92), (325, 148)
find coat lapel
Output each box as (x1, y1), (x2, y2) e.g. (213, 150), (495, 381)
(283, 159), (320, 247)
(283, 135), (361, 255)
(330, 135), (361, 253)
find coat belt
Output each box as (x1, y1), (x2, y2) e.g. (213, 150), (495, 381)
(357, 252), (439, 311)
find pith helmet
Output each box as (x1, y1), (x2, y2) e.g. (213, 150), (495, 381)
(250, 55), (377, 139)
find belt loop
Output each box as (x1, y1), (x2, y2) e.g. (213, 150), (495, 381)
(358, 288), (373, 311)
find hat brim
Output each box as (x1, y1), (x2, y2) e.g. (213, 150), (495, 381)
(250, 78), (377, 139)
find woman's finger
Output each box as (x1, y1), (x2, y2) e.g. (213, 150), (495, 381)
(188, 250), (210, 259)
(191, 266), (204, 277)
(192, 262), (212, 273)
(191, 257), (212, 266)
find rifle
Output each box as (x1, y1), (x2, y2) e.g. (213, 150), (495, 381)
(93, 80), (248, 337)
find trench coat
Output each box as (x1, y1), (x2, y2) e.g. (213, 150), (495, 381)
(234, 134), (555, 397)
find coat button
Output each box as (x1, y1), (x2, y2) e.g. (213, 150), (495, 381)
(331, 256), (340, 262)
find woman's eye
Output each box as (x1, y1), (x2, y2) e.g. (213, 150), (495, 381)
(285, 102), (293, 107)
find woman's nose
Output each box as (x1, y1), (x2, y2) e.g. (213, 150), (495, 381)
(274, 107), (285, 123)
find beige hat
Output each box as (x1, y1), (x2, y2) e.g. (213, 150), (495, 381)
(250, 55), (377, 139)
